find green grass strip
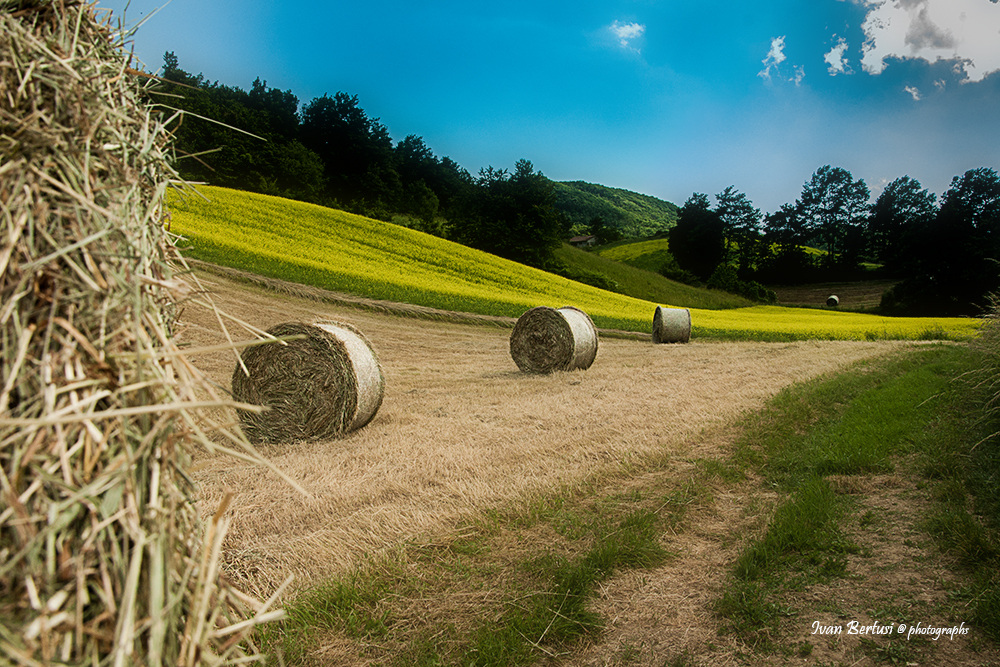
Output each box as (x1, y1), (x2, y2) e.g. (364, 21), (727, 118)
(912, 341), (1000, 641)
(262, 485), (689, 665)
(718, 345), (971, 644)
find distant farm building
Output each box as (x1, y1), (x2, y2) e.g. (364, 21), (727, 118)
(569, 234), (597, 248)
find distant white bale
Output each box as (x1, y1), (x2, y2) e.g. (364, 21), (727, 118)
(652, 305), (691, 343)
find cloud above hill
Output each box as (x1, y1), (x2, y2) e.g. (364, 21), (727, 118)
(859, 0), (1000, 82)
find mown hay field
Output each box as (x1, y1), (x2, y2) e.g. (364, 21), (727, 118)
(167, 186), (981, 341)
(179, 271), (917, 600)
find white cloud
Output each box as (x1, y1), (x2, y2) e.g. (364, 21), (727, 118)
(759, 36), (787, 80)
(860, 0), (1000, 82)
(905, 85), (922, 99)
(759, 36), (805, 85)
(609, 20), (645, 51)
(824, 37), (852, 75)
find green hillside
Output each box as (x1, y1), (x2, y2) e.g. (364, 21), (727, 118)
(597, 237), (855, 278)
(595, 238), (674, 273)
(167, 185), (979, 341)
(554, 243), (751, 309)
(553, 181), (678, 238)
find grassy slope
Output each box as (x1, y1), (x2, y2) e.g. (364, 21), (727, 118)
(719, 344), (1000, 658)
(597, 237), (837, 271)
(596, 237), (673, 273)
(554, 243), (751, 310)
(167, 185), (979, 341)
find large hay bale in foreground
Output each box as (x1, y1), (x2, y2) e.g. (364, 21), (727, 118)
(232, 322), (385, 443)
(0, 2), (280, 663)
(509, 306), (598, 373)
(652, 305), (692, 343)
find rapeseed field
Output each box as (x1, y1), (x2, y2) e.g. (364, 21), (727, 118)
(168, 186), (980, 341)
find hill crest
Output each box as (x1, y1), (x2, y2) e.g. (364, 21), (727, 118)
(553, 181), (678, 239)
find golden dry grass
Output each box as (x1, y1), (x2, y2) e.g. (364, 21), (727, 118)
(177, 272), (916, 601)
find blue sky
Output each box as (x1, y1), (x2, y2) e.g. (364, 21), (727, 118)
(98, 0), (1000, 214)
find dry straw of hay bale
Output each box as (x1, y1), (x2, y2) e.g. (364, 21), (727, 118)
(0, 2), (286, 664)
(827, 295), (840, 307)
(231, 321), (385, 443)
(652, 305), (692, 344)
(509, 306), (599, 373)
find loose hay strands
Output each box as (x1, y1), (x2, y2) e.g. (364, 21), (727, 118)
(509, 306), (599, 373)
(0, 2), (285, 664)
(231, 322), (386, 444)
(652, 305), (692, 344)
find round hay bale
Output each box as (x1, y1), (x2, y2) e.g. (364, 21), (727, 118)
(232, 321), (385, 443)
(509, 306), (598, 373)
(652, 305), (692, 343)
(827, 295), (840, 307)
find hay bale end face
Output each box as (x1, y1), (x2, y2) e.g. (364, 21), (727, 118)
(827, 295), (840, 307)
(232, 321), (385, 443)
(652, 305), (691, 343)
(509, 306), (598, 373)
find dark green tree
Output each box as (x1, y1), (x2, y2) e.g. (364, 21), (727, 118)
(668, 193), (727, 281)
(589, 216), (623, 245)
(796, 166), (870, 267)
(300, 92), (400, 211)
(432, 156), (474, 218)
(451, 160), (568, 268)
(400, 180), (440, 230)
(393, 135), (436, 184)
(927, 168), (1000, 312)
(154, 53), (324, 202)
(248, 77), (300, 137)
(867, 176), (937, 273)
(393, 134), (472, 234)
(757, 203), (815, 284)
(715, 185), (763, 277)
(882, 167), (1000, 316)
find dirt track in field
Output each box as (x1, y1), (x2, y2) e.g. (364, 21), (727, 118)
(177, 269), (908, 601)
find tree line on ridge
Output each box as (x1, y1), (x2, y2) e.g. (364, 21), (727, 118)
(155, 52), (566, 271)
(154, 53), (1000, 317)
(668, 166), (1000, 316)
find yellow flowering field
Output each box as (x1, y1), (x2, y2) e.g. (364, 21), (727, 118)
(168, 186), (980, 341)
